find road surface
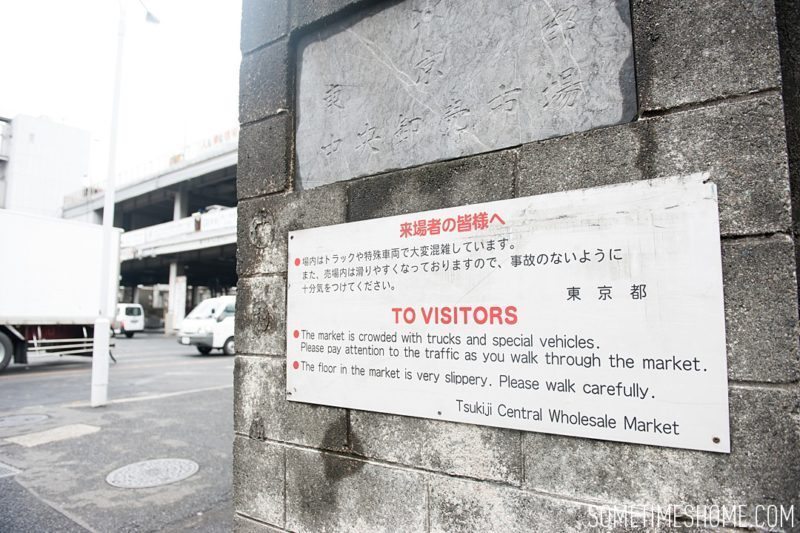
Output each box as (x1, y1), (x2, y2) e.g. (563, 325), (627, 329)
(0, 332), (234, 532)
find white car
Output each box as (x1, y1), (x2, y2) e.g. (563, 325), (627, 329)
(113, 303), (145, 338)
(177, 295), (235, 355)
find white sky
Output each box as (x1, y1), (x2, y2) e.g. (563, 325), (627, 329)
(0, 0), (242, 187)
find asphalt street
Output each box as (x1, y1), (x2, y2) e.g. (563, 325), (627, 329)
(0, 332), (234, 532)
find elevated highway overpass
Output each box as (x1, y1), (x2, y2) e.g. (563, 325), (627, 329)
(63, 136), (238, 331)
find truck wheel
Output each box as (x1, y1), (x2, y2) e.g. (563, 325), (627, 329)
(0, 331), (13, 372)
(125, 332), (134, 338)
(197, 346), (212, 355)
(222, 337), (235, 356)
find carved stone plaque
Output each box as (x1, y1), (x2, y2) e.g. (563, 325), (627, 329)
(296, 0), (636, 189)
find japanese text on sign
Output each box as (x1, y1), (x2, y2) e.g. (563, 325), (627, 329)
(286, 174), (730, 453)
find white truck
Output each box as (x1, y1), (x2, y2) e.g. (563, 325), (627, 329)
(0, 209), (121, 372)
(178, 295), (236, 355)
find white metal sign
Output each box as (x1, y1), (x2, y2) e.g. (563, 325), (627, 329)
(286, 174), (730, 453)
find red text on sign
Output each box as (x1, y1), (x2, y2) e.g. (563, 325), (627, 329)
(391, 305), (518, 325)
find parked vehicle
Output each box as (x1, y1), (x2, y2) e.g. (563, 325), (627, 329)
(113, 303), (145, 337)
(177, 295), (235, 355)
(0, 210), (121, 372)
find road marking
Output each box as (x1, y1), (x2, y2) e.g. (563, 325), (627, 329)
(107, 385), (233, 405)
(0, 358), (232, 382)
(0, 461), (20, 478)
(68, 384), (233, 407)
(15, 479), (101, 533)
(6, 424), (100, 447)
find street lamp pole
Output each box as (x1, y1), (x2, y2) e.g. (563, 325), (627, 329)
(91, 1), (158, 407)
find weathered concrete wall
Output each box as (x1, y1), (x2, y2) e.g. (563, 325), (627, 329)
(235, 0), (800, 530)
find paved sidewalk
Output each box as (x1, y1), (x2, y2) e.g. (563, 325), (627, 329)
(0, 333), (234, 532)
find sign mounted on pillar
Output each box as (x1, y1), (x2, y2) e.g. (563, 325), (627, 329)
(286, 174), (730, 453)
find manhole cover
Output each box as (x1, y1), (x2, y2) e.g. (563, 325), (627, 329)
(0, 414), (50, 429)
(106, 458), (199, 488)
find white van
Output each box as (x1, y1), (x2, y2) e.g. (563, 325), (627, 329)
(177, 295), (235, 355)
(113, 303), (145, 337)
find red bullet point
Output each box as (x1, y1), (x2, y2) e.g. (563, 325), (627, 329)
(294, 258), (301, 266)
(292, 361), (299, 370)
(293, 330), (299, 338)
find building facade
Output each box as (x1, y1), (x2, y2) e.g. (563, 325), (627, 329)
(0, 115), (90, 218)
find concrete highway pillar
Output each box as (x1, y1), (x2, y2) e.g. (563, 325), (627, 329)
(173, 187), (189, 220)
(165, 261), (186, 333)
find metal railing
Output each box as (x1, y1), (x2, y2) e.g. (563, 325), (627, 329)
(27, 337), (115, 357)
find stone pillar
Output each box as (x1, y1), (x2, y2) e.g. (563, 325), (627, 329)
(233, 1), (800, 531)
